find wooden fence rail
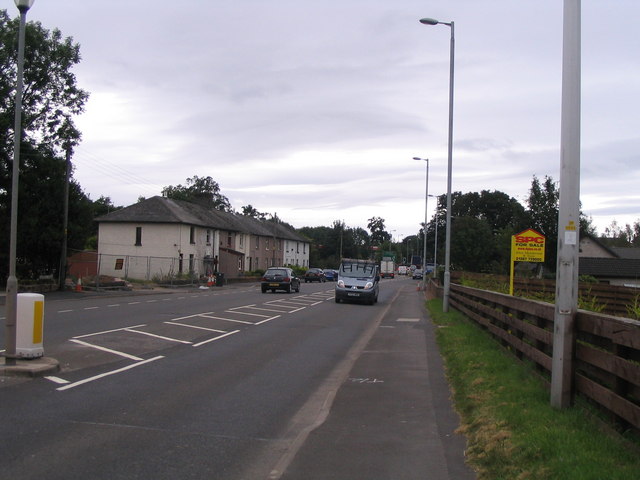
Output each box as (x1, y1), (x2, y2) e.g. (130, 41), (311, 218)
(429, 281), (640, 435)
(451, 271), (640, 318)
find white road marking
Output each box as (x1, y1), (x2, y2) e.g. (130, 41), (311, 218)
(123, 328), (192, 344)
(56, 356), (164, 391)
(45, 376), (69, 385)
(73, 324), (147, 339)
(69, 339), (143, 361)
(164, 321), (227, 333)
(198, 314), (255, 325)
(192, 330), (240, 347)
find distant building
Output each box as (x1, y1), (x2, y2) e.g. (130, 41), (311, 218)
(95, 196), (309, 281)
(579, 235), (640, 287)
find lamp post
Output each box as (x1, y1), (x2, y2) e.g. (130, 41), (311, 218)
(429, 194), (438, 277)
(413, 157), (429, 289)
(419, 16), (455, 312)
(5, 0), (35, 366)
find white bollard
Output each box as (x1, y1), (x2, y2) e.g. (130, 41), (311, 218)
(16, 293), (45, 358)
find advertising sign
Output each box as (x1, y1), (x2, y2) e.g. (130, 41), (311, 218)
(511, 229), (545, 263)
(509, 229), (546, 295)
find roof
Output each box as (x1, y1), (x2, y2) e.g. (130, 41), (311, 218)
(611, 247), (640, 259)
(96, 196), (307, 242)
(579, 257), (640, 279)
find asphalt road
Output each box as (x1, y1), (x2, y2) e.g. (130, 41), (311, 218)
(0, 279), (412, 479)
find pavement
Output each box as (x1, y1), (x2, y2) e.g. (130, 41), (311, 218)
(278, 284), (476, 480)
(2, 282), (476, 479)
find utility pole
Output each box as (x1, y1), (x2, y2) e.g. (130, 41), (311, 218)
(551, 0), (581, 409)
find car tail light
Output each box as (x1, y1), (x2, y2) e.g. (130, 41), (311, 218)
(284, 277), (291, 282)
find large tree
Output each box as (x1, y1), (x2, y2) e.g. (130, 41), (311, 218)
(367, 216), (391, 246)
(0, 10), (88, 157)
(0, 11), (91, 281)
(162, 175), (232, 211)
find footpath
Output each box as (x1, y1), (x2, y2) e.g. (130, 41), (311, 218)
(278, 284), (476, 480)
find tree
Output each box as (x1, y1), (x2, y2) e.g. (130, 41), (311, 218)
(241, 204), (265, 219)
(367, 216), (391, 245)
(525, 175), (559, 273)
(0, 10), (88, 158)
(0, 12), (91, 281)
(162, 175), (232, 211)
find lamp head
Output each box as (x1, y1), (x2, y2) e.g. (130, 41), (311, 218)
(420, 18), (439, 25)
(15, 0), (35, 12)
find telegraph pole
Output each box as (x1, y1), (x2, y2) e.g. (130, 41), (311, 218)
(551, 0), (581, 409)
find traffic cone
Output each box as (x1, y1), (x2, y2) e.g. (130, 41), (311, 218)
(76, 277), (82, 292)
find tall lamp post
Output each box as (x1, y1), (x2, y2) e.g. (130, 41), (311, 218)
(5, 0), (35, 366)
(420, 16), (455, 312)
(413, 157), (429, 289)
(428, 194), (438, 277)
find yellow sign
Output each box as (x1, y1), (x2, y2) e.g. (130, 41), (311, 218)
(511, 228), (545, 263)
(509, 229), (546, 295)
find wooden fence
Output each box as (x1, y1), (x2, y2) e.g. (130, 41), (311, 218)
(428, 281), (640, 435)
(451, 271), (640, 318)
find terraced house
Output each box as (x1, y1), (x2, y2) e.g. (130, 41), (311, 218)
(96, 196), (309, 282)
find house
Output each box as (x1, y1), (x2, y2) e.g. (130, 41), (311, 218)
(578, 234), (640, 287)
(95, 196), (310, 281)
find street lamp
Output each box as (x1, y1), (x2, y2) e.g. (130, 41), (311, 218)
(428, 194), (438, 277)
(419, 16), (455, 312)
(413, 157), (429, 289)
(5, 0), (35, 365)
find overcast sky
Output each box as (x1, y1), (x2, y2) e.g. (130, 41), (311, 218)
(17, 1), (640, 239)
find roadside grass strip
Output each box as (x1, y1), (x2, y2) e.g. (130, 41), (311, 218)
(426, 298), (640, 480)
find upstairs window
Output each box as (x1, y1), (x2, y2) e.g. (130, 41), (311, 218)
(135, 227), (142, 246)
(190, 226), (196, 244)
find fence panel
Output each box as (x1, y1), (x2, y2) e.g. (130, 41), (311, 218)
(430, 281), (640, 435)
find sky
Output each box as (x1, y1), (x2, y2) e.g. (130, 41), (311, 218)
(13, 0), (640, 240)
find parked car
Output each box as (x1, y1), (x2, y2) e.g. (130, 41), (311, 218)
(304, 268), (326, 283)
(323, 269), (338, 281)
(261, 267), (300, 293)
(412, 269), (423, 280)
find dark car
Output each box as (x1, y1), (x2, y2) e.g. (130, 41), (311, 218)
(323, 269), (337, 281)
(261, 267), (300, 293)
(304, 268), (326, 283)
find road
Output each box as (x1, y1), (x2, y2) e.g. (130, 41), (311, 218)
(0, 278), (410, 479)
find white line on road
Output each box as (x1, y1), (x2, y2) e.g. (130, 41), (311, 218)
(45, 376), (69, 384)
(192, 330), (240, 347)
(164, 321), (227, 333)
(56, 356), (164, 391)
(73, 324), (147, 339)
(69, 339), (144, 361)
(254, 316), (281, 325)
(198, 314), (255, 325)
(123, 328), (192, 344)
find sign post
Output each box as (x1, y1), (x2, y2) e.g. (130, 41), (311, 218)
(510, 229), (546, 295)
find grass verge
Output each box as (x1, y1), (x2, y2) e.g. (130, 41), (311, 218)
(426, 298), (640, 480)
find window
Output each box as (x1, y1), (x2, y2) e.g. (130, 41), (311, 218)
(239, 234), (244, 248)
(115, 258), (124, 270)
(296, 242), (299, 254)
(227, 233), (232, 247)
(303, 243), (307, 254)
(206, 229), (211, 245)
(135, 227), (142, 246)
(255, 237), (260, 249)
(190, 226), (196, 244)
(189, 254), (195, 274)
(266, 238), (270, 250)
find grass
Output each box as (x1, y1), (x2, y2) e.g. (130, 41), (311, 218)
(427, 298), (640, 480)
